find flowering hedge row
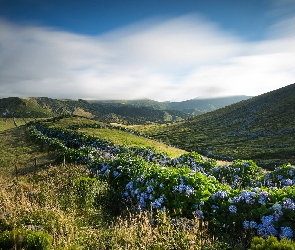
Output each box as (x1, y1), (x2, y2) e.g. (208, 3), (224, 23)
(27, 121), (295, 241)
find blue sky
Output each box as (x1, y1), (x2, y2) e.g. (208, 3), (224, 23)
(0, 0), (295, 101)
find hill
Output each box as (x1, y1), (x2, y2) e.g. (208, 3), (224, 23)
(0, 97), (188, 124)
(90, 95), (252, 115)
(136, 83), (295, 166)
(167, 95), (251, 115)
(0, 95), (251, 125)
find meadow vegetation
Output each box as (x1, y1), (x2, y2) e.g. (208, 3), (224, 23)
(1, 116), (295, 249)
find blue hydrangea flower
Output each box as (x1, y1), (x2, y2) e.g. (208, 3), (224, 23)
(280, 226), (293, 239)
(282, 178), (293, 186)
(282, 198), (295, 210)
(211, 190), (228, 200)
(113, 171), (120, 177)
(229, 205), (237, 213)
(152, 195), (166, 210)
(146, 185), (154, 193)
(193, 210), (204, 220)
(257, 223), (278, 238)
(243, 220), (257, 230)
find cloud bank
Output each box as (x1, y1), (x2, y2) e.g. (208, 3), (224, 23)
(0, 15), (295, 101)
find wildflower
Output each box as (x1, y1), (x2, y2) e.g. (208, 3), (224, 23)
(125, 181), (134, 190)
(258, 190), (270, 204)
(255, 215), (278, 238)
(139, 197), (146, 209)
(273, 209), (283, 221)
(229, 205), (237, 214)
(146, 185), (154, 193)
(282, 198), (295, 210)
(212, 205), (219, 210)
(280, 227), (293, 239)
(261, 215), (274, 226)
(211, 190), (228, 200)
(281, 178), (293, 186)
(243, 162), (250, 167)
(152, 195), (165, 210)
(185, 186), (194, 196)
(193, 210), (204, 220)
(272, 203), (282, 211)
(113, 171), (119, 177)
(243, 220), (257, 230)
(249, 221), (258, 229)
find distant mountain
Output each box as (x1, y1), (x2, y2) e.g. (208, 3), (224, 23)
(0, 97), (188, 124)
(167, 96), (252, 115)
(144, 84), (295, 166)
(89, 95), (252, 115)
(0, 95), (251, 124)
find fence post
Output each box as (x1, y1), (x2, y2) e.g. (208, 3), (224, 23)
(34, 158), (37, 173)
(14, 159), (18, 179)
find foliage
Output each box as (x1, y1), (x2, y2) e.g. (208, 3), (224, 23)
(25, 120), (295, 249)
(0, 229), (52, 250)
(250, 236), (295, 250)
(73, 176), (99, 210)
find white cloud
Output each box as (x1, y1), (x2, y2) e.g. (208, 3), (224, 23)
(0, 15), (295, 101)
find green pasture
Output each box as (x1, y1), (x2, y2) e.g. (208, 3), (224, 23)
(80, 128), (186, 158)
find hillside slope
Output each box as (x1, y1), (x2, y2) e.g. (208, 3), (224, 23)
(167, 95), (251, 115)
(142, 83), (295, 166)
(0, 95), (251, 125)
(0, 97), (189, 124)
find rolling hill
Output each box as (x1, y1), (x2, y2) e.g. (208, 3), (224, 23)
(90, 95), (251, 115)
(0, 95), (251, 125)
(136, 83), (295, 167)
(0, 97), (188, 124)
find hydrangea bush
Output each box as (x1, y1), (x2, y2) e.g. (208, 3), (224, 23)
(27, 121), (295, 242)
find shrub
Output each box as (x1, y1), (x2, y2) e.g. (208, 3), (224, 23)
(74, 176), (99, 210)
(0, 229), (52, 250)
(250, 236), (295, 250)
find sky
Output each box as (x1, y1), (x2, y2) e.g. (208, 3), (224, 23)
(0, 0), (295, 101)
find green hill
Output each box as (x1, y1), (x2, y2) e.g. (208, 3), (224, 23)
(136, 83), (295, 167)
(0, 97), (189, 124)
(1, 96), (251, 125)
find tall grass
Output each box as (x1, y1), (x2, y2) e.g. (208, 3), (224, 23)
(0, 163), (226, 249)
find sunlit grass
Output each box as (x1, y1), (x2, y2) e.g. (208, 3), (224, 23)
(0, 125), (57, 178)
(0, 118), (30, 132)
(80, 128), (186, 158)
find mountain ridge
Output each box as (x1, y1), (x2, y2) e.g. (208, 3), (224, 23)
(0, 95), (251, 124)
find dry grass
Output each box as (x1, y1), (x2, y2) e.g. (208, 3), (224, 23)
(0, 119), (223, 249)
(0, 164), (219, 249)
